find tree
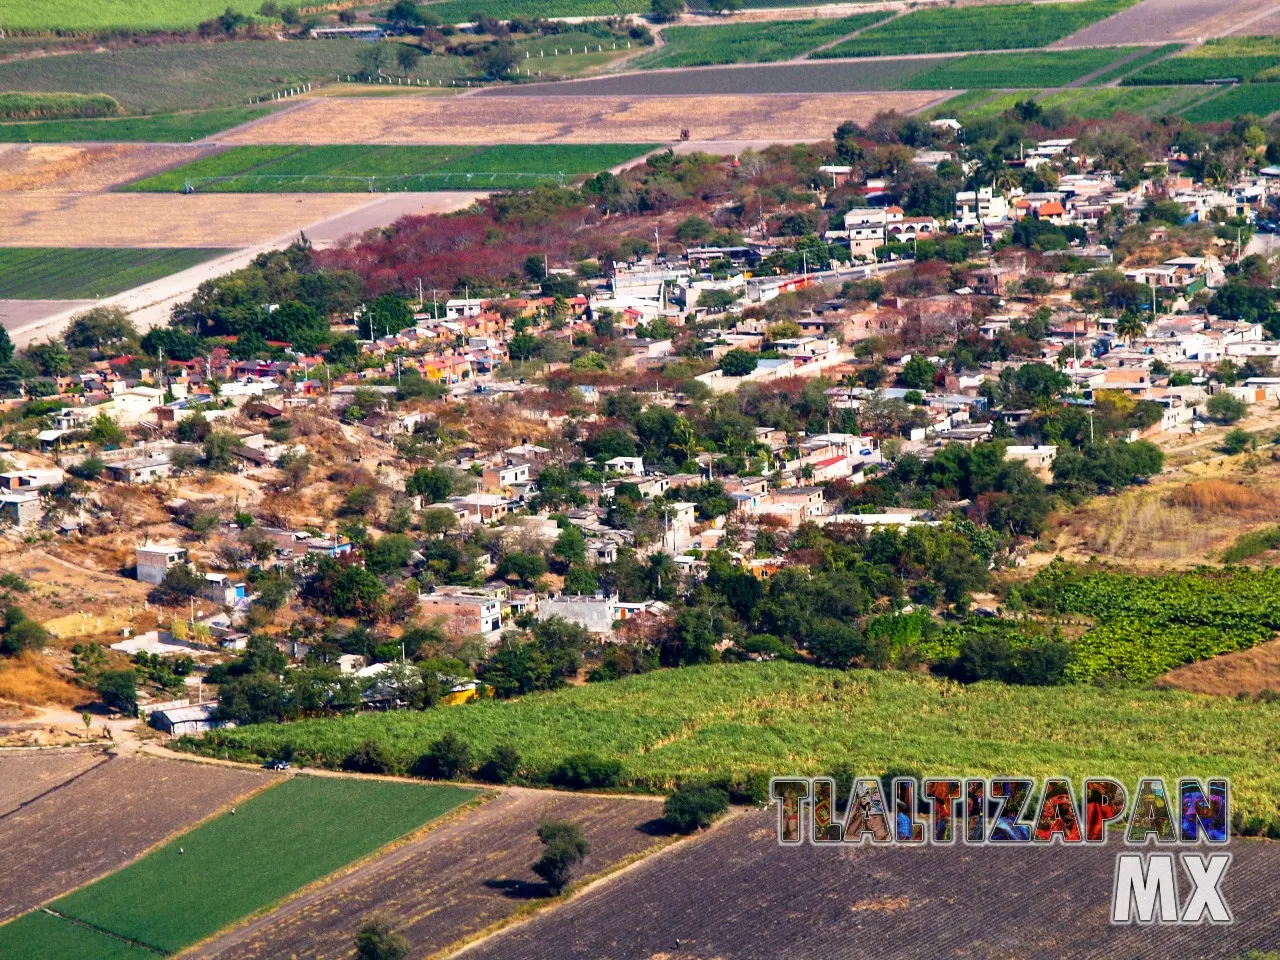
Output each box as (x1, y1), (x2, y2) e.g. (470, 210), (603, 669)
(954, 633), (1015, 683)
(421, 507), (459, 537)
(344, 739), (394, 774)
(478, 42), (517, 79)
(203, 431), (239, 471)
(364, 534), (414, 575)
(900, 355), (937, 391)
(88, 412), (125, 448)
(24, 340), (71, 376)
(548, 752), (621, 789)
(279, 448), (311, 489)
(508, 332), (539, 361)
(358, 41), (388, 78)
(532, 820), (589, 894)
(553, 525), (587, 567)
(649, 0), (684, 21)
(563, 565), (599, 596)
(64, 306), (137, 353)
(406, 466), (454, 503)
(719, 349), (757, 377)
(0, 609), (47, 656)
(417, 731), (471, 779)
(68, 455), (104, 481)
(477, 744), (521, 784)
(324, 564), (386, 619)
(498, 551), (547, 587)
(355, 921), (410, 960)
(1114, 311), (1147, 346)
(697, 289), (737, 313)
(157, 563), (203, 601)
(663, 783), (730, 833)
(97, 669), (138, 714)
(0, 327), (13, 365)
(1222, 427), (1255, 455)
(1205, 393), (1247, 424)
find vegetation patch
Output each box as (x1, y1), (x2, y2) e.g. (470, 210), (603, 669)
(1085, 43), (1183, 85)
(636, 13), (892, 69)
(125, 143), (655, 192)
(0, 912), (154, 960)
(1180, 82), (1280, 122)
(811, 0), (1135, 57)
(1038, 85), (1214, 119)
(0, 106), (271, 143)
(1123, 36), (1280, 85)
(0, 0), (259, 33)
(900, 48), (1142, 89)
(0, 248), (233, 299)
(0, 91), (121, 121)
(3, 777), (473, 956)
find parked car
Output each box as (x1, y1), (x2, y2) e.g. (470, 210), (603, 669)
(264, 759), (291, 771)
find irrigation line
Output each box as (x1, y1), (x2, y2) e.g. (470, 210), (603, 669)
(38, 908), (167, 956)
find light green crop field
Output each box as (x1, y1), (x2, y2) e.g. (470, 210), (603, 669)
(0, 912), (155, 960)
(125, 143), (656, 192)
(1039, 85), (1215, 119)
(811, 0), (1135, 57)
(0, 777), (474, 958)
(0, 249), (233, 298)
(194, 662), (1280, 822)
(0, 0), (259, 33)
(1086, 43), (1183, 85)
(1124, 36), (1280, 85)
(0, 106), (272, 142)
(635, 13), (892, 69)
(900, 47), (1141, 89)
(1180, 82), (1280, 121)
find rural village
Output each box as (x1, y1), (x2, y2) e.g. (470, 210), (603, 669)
(4, 0), (1280, 956)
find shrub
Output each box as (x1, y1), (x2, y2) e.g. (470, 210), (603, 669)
(547, 752), (622, 789)
(355, 920), (409, 960)
(1222, 427), (1255, 455)
(477, 744), (521, 784)
(414, 731), (471, 779)
(68, 455), (104, 480)
(1205, 393), (1247, 423)
(532, 819), (589, 894)
(343, 739), (394, 775)
(663, 783), (730, 833)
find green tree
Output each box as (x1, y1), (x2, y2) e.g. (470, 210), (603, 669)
(553, 525), (587, 567)
(406, 467), (454, 503)
(697, 289), (736, 313)
(499, 551), (548, 587)
(0, 608), (47, 656)
(355, 921), (409, 960)
(88, 412), (125, 448)
(97, 669), (138, 714)
(649, 0), (684, 22)
(417, 731), (471, 779)
(532, 820), (589, 894)
(663, 783), (730, 832)
(1206, 393), (1247, 424)
(63, 306), (137, 353)
(1222, 427), (1255, 455)
(900, 355), (937, 391)
(396, 44), (422, 72)
(477, 744), (521, 784)
(364, 534), (415, 575)
(203, 431), (239, 471)
(719, 349), (757, 377)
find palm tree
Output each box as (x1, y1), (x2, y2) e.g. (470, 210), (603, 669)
(668, 415), (699, 465)
(1114, 311), (1147, 347)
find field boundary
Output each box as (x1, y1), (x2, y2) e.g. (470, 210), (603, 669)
(39, 908), (165, 956)
(0, 750), (109, 823)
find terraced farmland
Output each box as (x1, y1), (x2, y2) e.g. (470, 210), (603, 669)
(635, 13), (892, 69)
(1124, 36), (1280, 85)
(0, 776), (473, 958)
(902, 48), (1141, 90)
(0, 248), (233, 298)
(125, 143), (654, 192)
(810, 0), (1135, 57)
(0, 107), (272, 143)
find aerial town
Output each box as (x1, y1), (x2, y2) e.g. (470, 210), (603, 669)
(2, 0), (1280, 956)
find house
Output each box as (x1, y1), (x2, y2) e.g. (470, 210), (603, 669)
(0, 468), (64, 492)
(481, 460), (531, 492)
(1004, 444), (1058, 480)
(454, 493), (509, 524)
(954, 187), (1010, 230)
(419, 587), (503, 641)
(105, 453), (172, 485)
(136, 542), (188, 585)
(201, 573), (248, 606)
(537, 594), (668, 639)
(604, 456), (645, 476)
(0, 492), (42, 529)
(149, 703), (228, 736)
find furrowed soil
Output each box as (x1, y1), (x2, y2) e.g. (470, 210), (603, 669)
(1053, 0), (1280, 46)
(219, 92), (943, 145)
(186, 788), (669, 960)
(0, 747), (104, 815)
(466, 808), (1280, 959)
(0, 754), (270, 922)
(0, 143), (211, 193)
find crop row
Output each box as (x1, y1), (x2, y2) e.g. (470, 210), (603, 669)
(0, 106), (271, 143)
(0, 248), (231, 299)
(1124, 36), (1280, 85)
(899, 48), (1140, 90)
(811, 0), (1134, 57)
(636, 12), (890, 69)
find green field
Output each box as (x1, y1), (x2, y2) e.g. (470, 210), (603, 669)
(1124, 36), (1280, 85)
(0, 106), (271, 142)
(0, 912), (155, 960)
(0, 0), (259, 33)
(635, 13), (891, 69)
(1181, 82), (1280, 121)
(193, 662), (1280, 822)
(901, 47), (1140, 89)
(420, 0), (647, 21)
(1086, 43), (1183, 85)
(0, 777), (473, 959)
(0, 41), (465, 114)
(960, 90), (1041, 119)
(1039, 85), (1215, 119)
(810, 0), (1134, 57)
(0, 249), (233, 299)
(125, 143), (656, 192)
(0, 91), (121, 121)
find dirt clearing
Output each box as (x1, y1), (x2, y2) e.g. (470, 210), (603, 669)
(188, 788), (670, 960)
(1159, 637), (1280, 696)
(0, 754), (270, 922)
(1053, 0), (1278, 46)
(0, 143), (211, 193)
(0, 747), (105, 816)
(219, 92), (941, 145)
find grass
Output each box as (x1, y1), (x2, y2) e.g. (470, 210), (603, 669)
(900, 48), (1141, 90)
(1221, 526), (1280, 563)
(125, 143), (656, 192)
(1038, 85), (1215, 119)
(635, 13), (891, 69)
(418, 0), (647, 21)
(0, 912), (155, 960)
(0, 106), (272, 142)
(0, 0), (259, 32)
(927, 90), (998, 118)
(0, 40), (466, 114)
(1086, 43), (1183, 85)
(810, 0), (1135, 57)
(1181, 83), (1280, 121)
(194, 661), (1280, 822)
(0, 777), (474, 957)
(0, 249), (232, 299)
(510, 30), (637, 77)
(1124, 36), (1280, 85)
(961, 90), (1040, 119)
(0, 91), (121, 120)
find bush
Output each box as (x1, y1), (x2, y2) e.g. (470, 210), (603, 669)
(663, 783), (730, 833)
(477, 744), (521, 784)
(1205, 393), (1247, 423)
(414, 731), (471, 780)
(532, 819), (589, 894)
(354, 920), (409, 960)
(343, 739), (394, 774)
(68, 455), (104, 480)
(0, 608), (48, 656)
(1222, 427), (1255, 455)
(547, 752), (622, 789)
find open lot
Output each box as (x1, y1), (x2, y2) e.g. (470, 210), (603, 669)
(189, 788), (668, 960)
(0, 248), (232, 298)
(0, 143), (209, 193)
(0, 747), (105, 815)
(223, 92), (943, 145)
(0, 754), (268, 923)
(466, 809), (1280, 960)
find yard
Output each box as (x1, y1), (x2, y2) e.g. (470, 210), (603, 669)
(0, 248), (232, 299)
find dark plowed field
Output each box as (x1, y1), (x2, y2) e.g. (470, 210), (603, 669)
(0, 749), (105, 817)
(0, 755), (268, 922)
(188, 788), (668, 959)
(468, 809), (1280, 959)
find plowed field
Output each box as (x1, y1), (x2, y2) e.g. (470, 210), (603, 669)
(0, 748), (104, 816)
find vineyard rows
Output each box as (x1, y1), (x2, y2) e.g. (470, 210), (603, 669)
(1124, 37), (1280, 85)
(636, 12), (890, 69)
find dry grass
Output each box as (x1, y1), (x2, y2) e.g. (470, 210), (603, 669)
(0, 193), (369, 247)
(0, 143), (210, 193)
(0, 653), (86, 707)
(220, 93), (942, 146)
(1158, 637), (1280, 697)
(1168, 478), (1270, 513)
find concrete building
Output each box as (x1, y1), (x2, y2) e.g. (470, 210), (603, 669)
(105, 453), (173, 484)
(150, 703), (227, 736)
(419, 587), (503, 642)
(136, 542), (188, 585)
(0, 492), (43, 529)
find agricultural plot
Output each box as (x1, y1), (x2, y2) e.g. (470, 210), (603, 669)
(1180, 82), (1280, 121)
(0, 143), (212, 193)
(957, 90), (1040, 120)
(192, 789), (666, 960)
(125, 143), (654, 192)
(0, 0), (258, 32)
(0, 249), (232, 299)
(418, 0), (647, 22)
(195, 661), (1280, 821)
(467, 810), (1280, 960)
(810, 0), (1135, 57)
(1123, 36), (1280, 84)
(0, 40), (461, 114)
(901, 48), (1141, 90)
(1039, 85), (1214, 119)
(1085, 43), (1183, 85)
(0, 748), (104, 816)
(0, 776), (473, 958)
(0, 755), (268, 923)
(634, 13), (892, 69)
(0, 107), (272, 143)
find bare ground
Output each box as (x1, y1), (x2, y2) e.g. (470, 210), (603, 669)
(1159, 637), (1280, 696)
(1053, 0), (1280, 46)
(0, 747), (105, 816)
(0, 143), (211, 193)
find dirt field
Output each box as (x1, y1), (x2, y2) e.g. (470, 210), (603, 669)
(187, 788), (669, 960)
(0, 747), (105, 816)
(0, 143), (209, 193)
(467, 808), (1280, 960)
(0, 546), (153, 626)
(219, 92), (943, 146)
(0, 754), (270, 922)
(0, 299), (96, 332)
(0, 193), (373, 248)
(1053, 0), (1280, 46)
(1159, 637), (1280, 696)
